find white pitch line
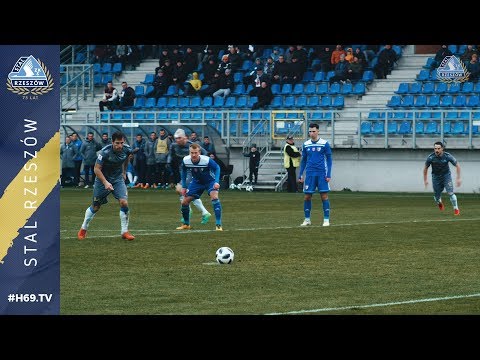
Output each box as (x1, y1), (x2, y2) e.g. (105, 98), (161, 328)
(61, 217), (480, 239)
(264, 292), (480, 315)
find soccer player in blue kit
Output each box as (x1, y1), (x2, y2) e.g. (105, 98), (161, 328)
(298, 123), (332, 227)
(423, 141), (461, 215)
(176, 143), (223, 231)
(78, 131), (135, 240)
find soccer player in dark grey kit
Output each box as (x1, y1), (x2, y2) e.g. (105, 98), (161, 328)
(423, 141), (461, 215)
(77, 131), (135, 240)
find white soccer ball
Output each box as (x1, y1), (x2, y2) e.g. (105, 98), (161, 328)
(245, 185), (254, 192)
(216, 247), (234, 264)
(229, 183), (236, 190)
(236, 184), (242, 190)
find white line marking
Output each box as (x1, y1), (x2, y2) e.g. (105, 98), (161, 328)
(264, 293), (480, 315)
(61, 217), (480, 239)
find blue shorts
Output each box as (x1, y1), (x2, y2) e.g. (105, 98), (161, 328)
(93, 177), (128, 206)
(186, 179), (218, 199)
(303, 174), (330, 194)
(432, 173), (454, 195)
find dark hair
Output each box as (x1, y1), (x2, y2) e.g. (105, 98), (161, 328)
(102, 132), (108, 136)
(434, 141), (444, 148)
(111, 131), (126, 142)
(309, 123), (319, 130)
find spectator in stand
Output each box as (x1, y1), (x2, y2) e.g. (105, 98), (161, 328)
(346, 57), (364, 82)
(172, 60), (188, 96)
(70, 132), (83, 187)
(202, 56), (218, 84)
(374, 45), (397, 79)
(331, 45), (347, 67)
(272, 55), (292, 85)
(292, 45), (309, 73)
(198, 70), (220, 99)
(183, 46), (198, 75)
(98, 81), (119, 112)
(92, 45), (107, 65)
(143, 131), (158, 189)
(116, 45), (130, 69)
(60, 135), (78, 187)
(345, 48), (354, 63)
(363, 45), (379, 63)
(217, 54), (231, 74)
(170, 46), (184, 64)
(466, 53), (480, 82)
(431, 45), (453, 70)
(145, 69), (168, 101)
(285, 45), (296, 63)
(154, 128), (172, 189)
(248, 68), (270, 96)
(263, 57), (275, 81)
(117, 81), (136, 110)
(243, 58), (264, 88)
(329, 54), (350, 84)
(202, 136), (216, 155)
(460, 45), (478, 63)
(290, 56), (305, 84)
(158, 48), (170, 69)
(251, 81), (273, 110)
(213, 68), (234, 98)
(227, 45), (242, 72)
(314, 46), (333, 73)
(353, 47), (367, 64)
(160, 58), (174, 86)
(189, 132), (201, 145)
(208, 152), (227, 179)
(270, 46), (282, 62)
(184, 72), (202, 96)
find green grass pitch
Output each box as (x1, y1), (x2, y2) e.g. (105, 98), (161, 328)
(60, 188), (480, 315)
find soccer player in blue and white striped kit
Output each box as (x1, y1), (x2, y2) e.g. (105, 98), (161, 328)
(176, 143), (223, 231)
(423, 141), (461, 215)
(298, 123), (333, 227)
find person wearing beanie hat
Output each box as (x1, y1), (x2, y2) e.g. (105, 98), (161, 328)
(168, 129), (212, 226)
(284, 135), (301, 193)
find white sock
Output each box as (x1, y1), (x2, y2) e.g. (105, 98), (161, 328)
(193, 198), (209, 215)
(81, 207), (96, 230)
(449, 194), (458, 209)
(127, 172), (133, 183)
(120, 209), (129, 234)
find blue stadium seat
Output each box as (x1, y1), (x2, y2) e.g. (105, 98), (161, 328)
(461, 82), (474, 94)
(425, 121), (438, 134)
(445, 111), (457, 120)
(156, 97), (167, 108)
(434, 82), (447, 94)
(224, 96), (236, 108)
(202, 96), (213, 108)
(422, 82), (435, 94)
(270, 96), (283, 108)
(453, 95), (466, 107)
(360, 121), (372, 135)
(302, 71), (313, 82)
(102, 74), (113, 85)
(447, 82), (461, 94)
(332, 96), (344, 109)
(320, 96), (331, 108)
(387, 121), (398, 134)
(353, 82), (365, 96)
(395, 82), (409, 94)
(135, 85), (145, 97)
(307, 95), (320, 108)
(423, 57), (435, 69)
(398, 120), (412, 134)
(270, 83), (281, 95)
(133, 97), (146, 109)
(427, 95), (440, 107)
(93, 63), (101, 74)
(141, 73), (154, 85)
(233, 72), (243, 83)
(101, 63), (112, 74)
(416, 69), (430, 81)
(112, 62), (122, 75)
(329, 83), (341, 95)
(178, 97), (190, 108)
(316, 82), (329, 95)
(213, 96), (225, 108)
(284, 96), (295, 108)
(400, 95), (414, 108)
(439, 95), (453, 107)
(326, 71), (336, 82)
(418, 111), (431, 120)
(361, 70), (374, 83)
(295, 95), (307, 108)
(414, 95), (427, 108)
(304, 82), (316, 95)
(452, 122), (465, 135)
(387, 95), (402, 107)
(314, 71), (325, 82)
(340, 82), (353, 95)
(409, 82), (422, 94)
(293, 83), (304, 95)
(467, 95), (480, 107)
(190, 96), (202, 108)
(415, 121), (425, 134)
(235, 96), (248, 108)
(372, 121), (385, 134)
(233, 84), (246, 95)
(281, 83), (292, 95)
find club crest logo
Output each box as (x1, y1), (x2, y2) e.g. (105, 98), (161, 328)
(6, 55), (54, 96)
(436, 55), (470, 83)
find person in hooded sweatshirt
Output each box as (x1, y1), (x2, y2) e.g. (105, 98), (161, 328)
(184, 72), (203, 96)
